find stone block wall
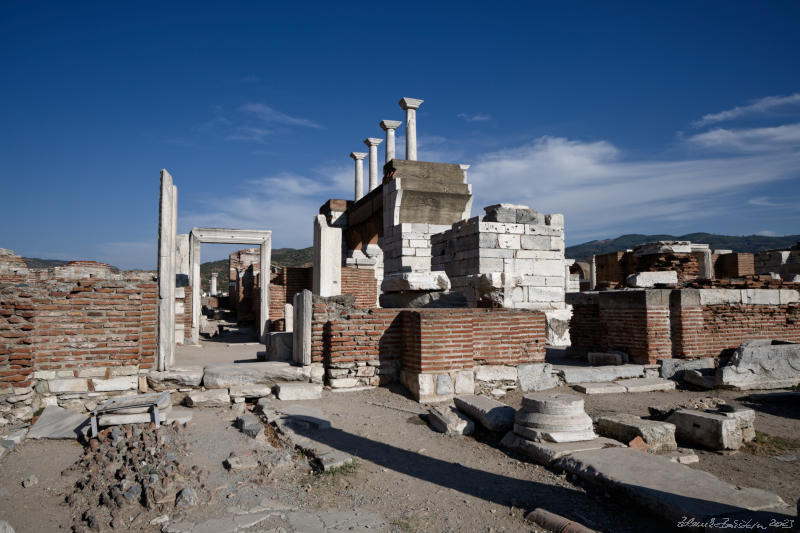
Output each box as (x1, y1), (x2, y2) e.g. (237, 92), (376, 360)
(568, 288), (800, 363)
(382, 223), (452, 275)
(0, 261), (157, 424)
(430, 209), (566, 310)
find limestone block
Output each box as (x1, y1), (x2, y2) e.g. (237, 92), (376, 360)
(266, 332), (293, 362)
(497, 234), (521, 249)
(572, 382), (627, 394)
(517, 363), (559, 392)
(435, 374), (454, 396)
(716, 340), (800, 390)
(92, 376), (138, 392)
(625, 271), (678, 288)
(427, 403), (475, 435)
(228, 384), (271, 398)
(47, 379), (89, 393)
(98, 410), (168, 426)
(236, 413), (263, 439)
(203, 362), (307, 388)
(528, 286), (564, 303)
(292, 290), (312, 366)
(453, 370), (475, 394)
(276, 383), (323, 400)
(666, 409), (743, 450)
(328, 378), (359, 389)
(502, 433), (623, 465)
(723, 408), (756, 442)
(617, 377), (677, 393)
(559, 365), (645, 384)
(742, 289), (780, 305)
(382, 272), (451, 292)
(454, 394), (515, 432)
(596, 414), (677, 452)
(698, 289), (742, 306)
(521, 235), (551, 250)
(76, 368), (108, 378)
(474, 365), (517, 382)
(313, 215), (342, 297)
(545, 308), (571, 346)
(147, 368), (204, 390)
(658, 358), (715, 380)
(184, 389), (230, 408)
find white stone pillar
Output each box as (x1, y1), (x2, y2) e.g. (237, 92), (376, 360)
(350, 152), (367, 201)
(258, 237), (271, 344)
(284, 303), (293, 332)
(210, 272), (218, 296)
(312, 214), (342, 297)
(399, 97), (423, 161)
(380, 120), (401, 163)
(292, 290), (312, 366)
(157, 169), (176, 371)
(590, 255), (597, 290)
(363, 137), (383, 192)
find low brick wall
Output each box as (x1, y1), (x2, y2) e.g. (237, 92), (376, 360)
(0, 265), (157, 424)
(568, 288), (800, 364)
(310, 301), (546, 399)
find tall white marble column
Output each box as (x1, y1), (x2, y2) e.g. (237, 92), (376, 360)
(398, 97), (423, 161)
(350, 152), (367, 201)
(363, 137), (383, 192)
(380, 120), (401, 163)
(210, 272), (218, 296)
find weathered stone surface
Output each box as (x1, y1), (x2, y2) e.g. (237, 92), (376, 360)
(454, 394), (515, 432)
(98, 411), (168, 426)
(474, 365), (517, 382)
(596, 414), (677, 452)
(0, 520), (15, 533)
(517, 363), (558, 392)
(559, 365), (644, 384)
(667, 409), (743, 450)
(27, 405), (89, 439)
(625, 271), (678, 288)
(328, 377), (359, 389)
(223, 453), (258, 470)
(92, 376), (138, 392)
(722, 407), (756, 442)
(658, 357), (715, 380)
(292, 290), (312, 365)
(617, 377), (677, 393)
(716, 340), (800, 390)
(660, 448), (700, 464)
(276, 383), (323, 400)
(202, 362), (307, 388)
(228, 384), (271, 398)
(683, 369), (716, 389)
(544, 308), (572, 347)
(275, 405), (332, 430)
(427, 403), (475, 435)
(183, 389), (230, 408)
(147, 367), (204, 390)
(572, 382), (627, 394)
(165, 407), (193, 424)
(515, 392), (595, 443)
(236, 414), (263, 438)
(555, 447), (785, 524)
(47, 378), (89, 393)
(503, 432), (624, 464)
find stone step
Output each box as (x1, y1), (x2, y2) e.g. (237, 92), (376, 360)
(501, 432), (625, 465)
(558, 364), (645, 384)
(616, 377), (677, 393)
(554, 447), (787, 524)
(572, 382), (627, 394)
(202, 362), (308, 388)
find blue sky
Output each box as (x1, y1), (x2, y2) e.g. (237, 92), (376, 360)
(1, 1), (799, 269)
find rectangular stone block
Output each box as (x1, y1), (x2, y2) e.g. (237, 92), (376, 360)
(48, 379), (90, 393)
(92, 376), (138, 392)
(666, 409), (743, 450)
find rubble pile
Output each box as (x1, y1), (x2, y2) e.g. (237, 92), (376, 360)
(64, 421), (205, 532)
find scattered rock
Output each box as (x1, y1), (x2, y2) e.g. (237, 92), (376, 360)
(236, 414), (264, 439)
(517, 363), (559, 392)
(223, 452), (259, 471)
(21, 475), (38, 488)
(453, 394), (515, 432)
(667, 409), (743, 450)
(716, 340), (800, 390)
(176, 487), (198, 507)
(596, 413), (677, 452)
(427, 403), (474, 435)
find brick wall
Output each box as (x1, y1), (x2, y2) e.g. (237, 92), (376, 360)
(715, 253), (755, 278)
(310, 302), (546, 387)
(340, 267), (377, 309)
(568, 289), (800, 363)
(266, 267), (312, 331)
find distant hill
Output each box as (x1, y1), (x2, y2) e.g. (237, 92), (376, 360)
(23, 257), (120, 272)
(198, 246), (313, 292)
(565, 233), (800, 261)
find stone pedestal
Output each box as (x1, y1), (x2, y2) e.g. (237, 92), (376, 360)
(514, 393), (595, 443)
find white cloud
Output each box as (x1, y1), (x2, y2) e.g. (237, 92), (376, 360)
(468, 135), (800, 242)
(686, 123), (800, 153)
(225, 125), (270, 143)
(693, 93), (800, 127)
(240, 103), (322, 129)
(757, 230), (776, 236)
(457, 112), (492, 122)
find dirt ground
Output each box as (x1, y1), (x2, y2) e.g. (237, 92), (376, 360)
(0, 383), (797, 533)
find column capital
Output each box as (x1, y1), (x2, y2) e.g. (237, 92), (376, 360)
(398, 97), (423, 110)
(380, 119), (402, 131)
(350, 152), (367, 160)
(363, 137), (383, 147)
